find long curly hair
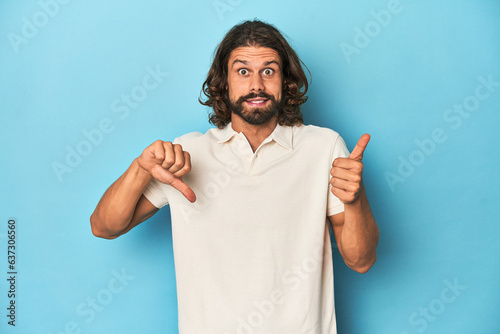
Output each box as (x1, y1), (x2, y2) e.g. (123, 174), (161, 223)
(199, 20), (309, 128)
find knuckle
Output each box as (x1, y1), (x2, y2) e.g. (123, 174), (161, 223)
(154, 150), (165, 160)
(154, 140), (166, 150)
(163, 156), (175, 166)
(173, 160), (184, 169)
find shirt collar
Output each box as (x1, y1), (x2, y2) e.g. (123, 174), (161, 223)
(215, 122), (293, 150)
(270, 123), (293, 150)
(215, 122), (239, 143)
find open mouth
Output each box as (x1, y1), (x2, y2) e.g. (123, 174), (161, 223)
(245, 99), (269, 107)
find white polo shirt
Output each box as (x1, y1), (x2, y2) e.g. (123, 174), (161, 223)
(143, 122), (349, 334)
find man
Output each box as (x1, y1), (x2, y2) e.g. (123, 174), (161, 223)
(91, 20), (379, 333)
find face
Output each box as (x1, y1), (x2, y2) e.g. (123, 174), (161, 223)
(226, 46), (284, 125)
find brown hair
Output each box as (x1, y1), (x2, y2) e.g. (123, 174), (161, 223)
(199, 19), (309, 128)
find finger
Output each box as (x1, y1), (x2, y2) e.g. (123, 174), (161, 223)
(332, 157), (363, 173)
(173, 151), (192, 178)
(170, 178), (197, 203)
(330, 177), (360, 194)
(167, 144), (186, 174)
(348, 134), (371, 161)
(330, 186), (356, 204)
(160, 142), (175, 169)
(151, 164), (175, 184)
(330, 166), (362, 183)
(138, 141), (167, 173)
(149, 140), (166, 164)
(151, 165), (196, 202)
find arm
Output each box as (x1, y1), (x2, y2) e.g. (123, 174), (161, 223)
(90, 159), (158, 239)
(90, 141), (196, 239)
(329, 186), (379, 273)
(328, 134), (379, 273)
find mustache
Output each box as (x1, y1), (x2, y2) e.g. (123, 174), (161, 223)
(236, 92), (276, 104)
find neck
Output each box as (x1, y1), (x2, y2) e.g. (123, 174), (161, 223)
(231, 115), (278, 152)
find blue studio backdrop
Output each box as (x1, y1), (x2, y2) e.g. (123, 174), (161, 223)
(1, 0), (499, 333)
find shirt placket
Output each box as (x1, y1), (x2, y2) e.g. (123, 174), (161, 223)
(233, 133), (271, 176)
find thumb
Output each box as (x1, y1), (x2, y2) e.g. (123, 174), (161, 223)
(170, 178), (197, 203)
(151, 165), (197, 202)
(348, 134), (371, 161)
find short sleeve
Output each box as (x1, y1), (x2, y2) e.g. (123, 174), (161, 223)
(327, 134), (350, 216)
(143, 176), (169, 209)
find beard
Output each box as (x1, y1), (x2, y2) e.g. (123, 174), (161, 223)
(226, 91), (285, 125)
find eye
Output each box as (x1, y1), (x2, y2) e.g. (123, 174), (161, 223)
(263, 69), (274, 76)
(238, 69), (248, 75)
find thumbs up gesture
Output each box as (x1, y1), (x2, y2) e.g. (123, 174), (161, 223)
(330, 134), (370, 204)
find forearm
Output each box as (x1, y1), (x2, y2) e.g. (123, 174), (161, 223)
(340, 186), (379, 272)
(90, 158), (152, 238)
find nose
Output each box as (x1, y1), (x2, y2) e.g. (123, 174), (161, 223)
(249, 73), (265, 92)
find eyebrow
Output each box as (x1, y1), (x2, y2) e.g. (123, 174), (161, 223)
(231, 59), (281, 68)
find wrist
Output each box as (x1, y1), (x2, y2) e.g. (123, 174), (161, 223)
(344, 184), (366, 207)
(132, 158), (154, 182)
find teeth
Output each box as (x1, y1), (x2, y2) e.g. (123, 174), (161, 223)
(249, 100), (265, 103)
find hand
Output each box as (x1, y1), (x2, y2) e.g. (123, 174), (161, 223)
(137, 140), (196, 202)
(330, 134), (370, 204)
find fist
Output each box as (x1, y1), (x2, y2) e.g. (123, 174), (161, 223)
(138, 140), (196, 202)
(330, 134), (370, 204)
